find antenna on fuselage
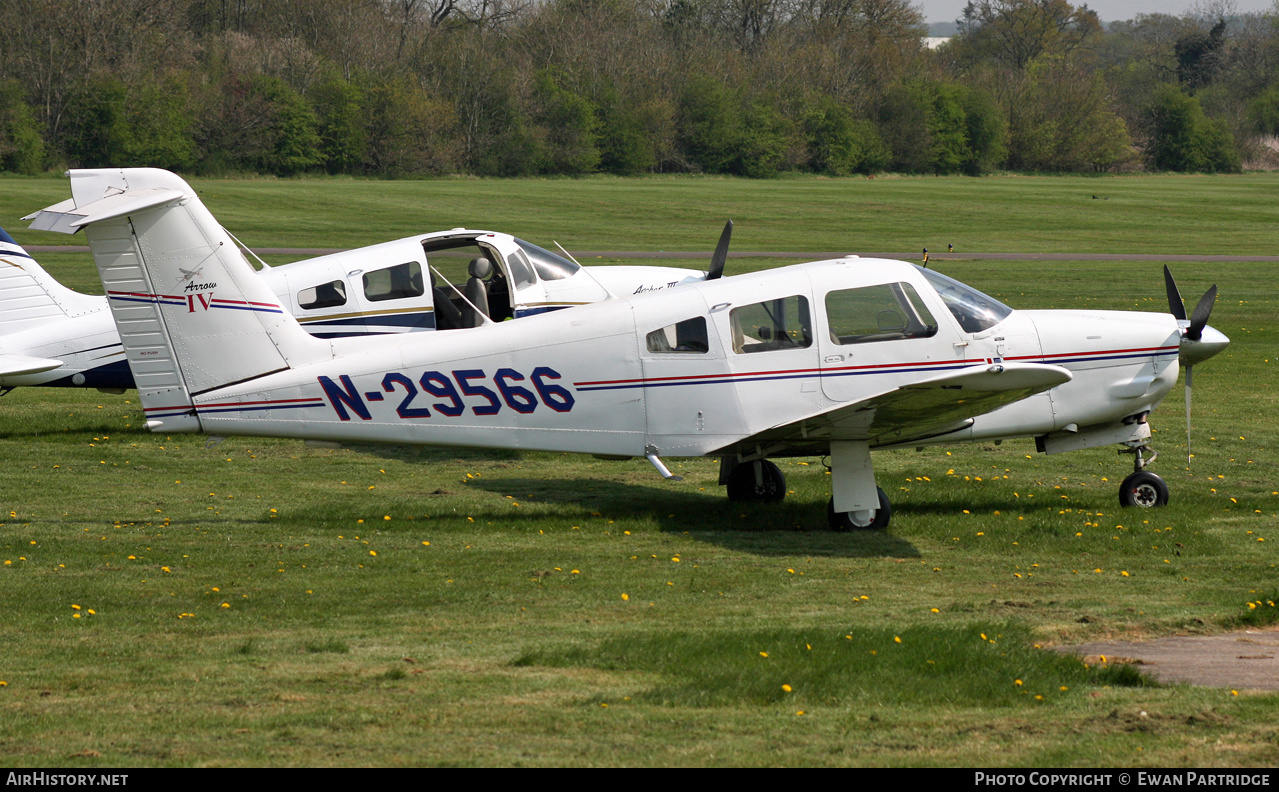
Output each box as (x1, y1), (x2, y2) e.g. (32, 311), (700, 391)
(554, 241), (618, 300)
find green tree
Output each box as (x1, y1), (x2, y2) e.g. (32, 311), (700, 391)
(59, 76), (132, 168)
(249, 75), (324, 175)
(1144, 83), (1240, 172)
(801, 96), (889, 175)
(1006, 60), (1132, 171)
(310, 77), (368, 174)
(1247, 83), (1279, 136)
(364, 78), (460, 176)
(529, 70), (600, 175)
(678, 76), (742, 174)
(875, 85), (933, 172)
(0, 80), (45, 174)
(123, 76), (197, 171)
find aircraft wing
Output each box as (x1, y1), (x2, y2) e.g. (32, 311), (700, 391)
(0, 354), (63, 377)
(714, 362), (1072, 454)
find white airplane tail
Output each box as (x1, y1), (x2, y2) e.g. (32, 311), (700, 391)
(26, 168), (332, 431)
(0, 226), (104, 335)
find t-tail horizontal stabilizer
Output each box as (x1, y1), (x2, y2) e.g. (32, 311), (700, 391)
(30, 169), (332, 432)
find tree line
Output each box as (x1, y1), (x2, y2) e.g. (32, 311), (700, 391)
(0, 0), (1276, 178)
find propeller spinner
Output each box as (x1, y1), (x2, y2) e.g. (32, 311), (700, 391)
(1162, 266), (1230, 466)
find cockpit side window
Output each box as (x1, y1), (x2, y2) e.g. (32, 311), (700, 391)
(506, 249), (537, 288)
(363, 261), (425, 302)
(825, 282), (938, 344)
(298, 279), (347, 310)
(646, 317), (709, 353)
(917, 265), (1012, 334)
(514, 238), (580, 281)
(730, 296), (812, 354)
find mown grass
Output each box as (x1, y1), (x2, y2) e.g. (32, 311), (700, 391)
(4, 171), (1279, 255)
(1, 175), (1277, 766)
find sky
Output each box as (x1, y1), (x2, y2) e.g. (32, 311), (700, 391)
(918, 0), (1278, 24)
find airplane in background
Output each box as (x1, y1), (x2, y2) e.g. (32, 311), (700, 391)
(2, 169), (714, 393)
(33, 168), (1230, 530)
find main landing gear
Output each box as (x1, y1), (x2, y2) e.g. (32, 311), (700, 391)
(1118, 440), (1169, 508)
(722, 440), (892, 531)
(724, 459), (787, 503)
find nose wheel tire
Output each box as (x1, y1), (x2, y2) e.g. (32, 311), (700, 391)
(1119, 471), (1169, 508)
(725, 460), (787, 504)
(828, 487), (891, 531)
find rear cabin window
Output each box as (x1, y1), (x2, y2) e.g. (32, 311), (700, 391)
(825, 283), (938, 344)
(646, 317), (709, 353)
(730, 296), (812, 354)
(297, 279), (347, 310)
(363, 261), (424, 302)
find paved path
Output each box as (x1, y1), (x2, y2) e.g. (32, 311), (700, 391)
(1061, 627), (1279, 690)
(27, 247), (1279, 262)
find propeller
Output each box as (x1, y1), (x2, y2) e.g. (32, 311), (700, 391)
(1162, 266), (1227, 467)
(706, 220), (732, 281)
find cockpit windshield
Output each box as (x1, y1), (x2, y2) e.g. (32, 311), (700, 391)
(916, 265), (1012, 334)
(514, 238), (581, 281)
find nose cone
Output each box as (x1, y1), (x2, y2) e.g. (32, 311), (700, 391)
(1180, 324), (1229, 367)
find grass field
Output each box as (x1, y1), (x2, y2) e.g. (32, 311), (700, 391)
(4, 171), (1279, 255)
(0, 173), (1276, 767)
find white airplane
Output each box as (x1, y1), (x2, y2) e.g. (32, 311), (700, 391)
(33, 168), (1230, 530)
(2, 169), (710, 394)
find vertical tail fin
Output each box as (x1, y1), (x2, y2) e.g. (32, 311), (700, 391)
(29, 168), (332, 432)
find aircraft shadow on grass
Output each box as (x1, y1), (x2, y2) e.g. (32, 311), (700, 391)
(466, 475), (921, 559)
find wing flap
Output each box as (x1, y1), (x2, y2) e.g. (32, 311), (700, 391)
(715, 362), (1072, 453)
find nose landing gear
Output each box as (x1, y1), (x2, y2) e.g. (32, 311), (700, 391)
(1118, 441), (1169, 507)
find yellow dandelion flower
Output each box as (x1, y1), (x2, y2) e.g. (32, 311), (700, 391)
(1015, 679), (1023, 686)
(71, 604), (81, 610)
(221, 602), (230, 609)
(759, 651), (769, 658)
(621, 593), (629, 601)
(894, 636), (901, 644)
(782, 684), (792, 693)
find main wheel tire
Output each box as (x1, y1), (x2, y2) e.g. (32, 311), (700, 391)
(725, 460), (786, 504)
(1119, 471), (1170, 508)
(828, 487), (891, 531)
